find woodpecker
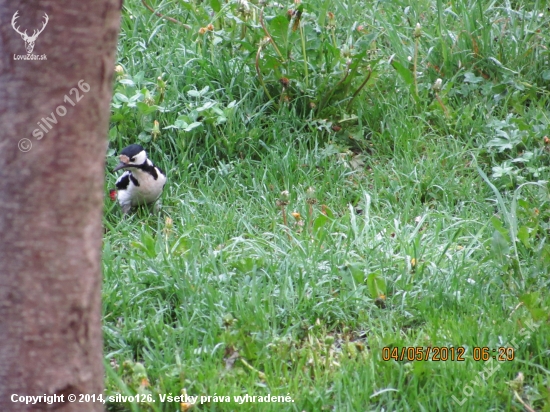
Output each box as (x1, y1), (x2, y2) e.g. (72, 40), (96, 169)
(113, 144), (167, 214)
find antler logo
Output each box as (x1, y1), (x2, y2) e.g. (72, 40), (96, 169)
(12, 11), (49, 54)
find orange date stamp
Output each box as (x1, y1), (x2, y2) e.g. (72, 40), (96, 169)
(382, 346), (515, 361)
(382, 346), (466, 361)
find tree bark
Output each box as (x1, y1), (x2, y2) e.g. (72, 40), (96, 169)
(0, 1), (121, 411)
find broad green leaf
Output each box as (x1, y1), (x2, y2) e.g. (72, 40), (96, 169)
(519, 291), (539, 309)
(517, 199), (530, 209)
(108, 126), (117, 141)
(262, 55), (282, 70)
(137, 131), (151, 143)
(528, 308), (546, 322)
(119, 78), (135, 87)
(322, 206), (334, 219)
(490, 216), (509, 239)
(170, 235), (190, 256)
(491, 230), (509, 258)
(463, 72), (484, 83)
(196, 101), (216, 112)
(141, 231), (157, 258)
(210, 0), (221, 13)
(131, 232), (156, 258)
(269, 15), (289, 49)
(391, 60), (414, 86)
(367, 271), (386, 299)
(312, 214), (328, 233)
(390, 59), (419, 103)
(183, 122), (202, 132)
(136, 102), (158, 115)
(114, 92), (129, 103)
(517, 226), (530, 248)
(344, 263), (364, 285)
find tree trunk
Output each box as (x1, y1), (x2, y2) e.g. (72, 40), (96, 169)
(0, 1), (121, 410)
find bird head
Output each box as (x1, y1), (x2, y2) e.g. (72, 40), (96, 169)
(113, 144), (147, 172)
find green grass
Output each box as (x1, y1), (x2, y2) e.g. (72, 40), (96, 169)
(102, 0), (550, 410)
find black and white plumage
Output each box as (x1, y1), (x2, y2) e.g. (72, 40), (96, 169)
(113, 144), (167, 214)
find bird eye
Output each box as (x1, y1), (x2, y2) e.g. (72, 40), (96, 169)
(130, 157), (135, 162)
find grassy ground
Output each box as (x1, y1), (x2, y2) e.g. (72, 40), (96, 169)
(102, 0), (550, 410)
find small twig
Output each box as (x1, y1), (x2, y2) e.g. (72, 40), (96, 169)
(513, 391), (535, 412)
(282, 207), (289, 227)
(508, 301), (524, 319)
(306, 187), (316, 236)
(307, 203), (313, 234)
(432, 79), (448, 118)
(413, 39), (419, 97)
(259, 8), (284, 60)
(327, 12), (337, 48)
(318, 60), (351, 113)
(255, 41), (274, 102)
(141, 0), (191, 29)
(346, 67), (372, 112)
(240, 358), (266, 380)
(277, 191), (291, 241)
(299, 23), (309, 89)
(434, 92), (449, 118)
(413, 23), (421, 99)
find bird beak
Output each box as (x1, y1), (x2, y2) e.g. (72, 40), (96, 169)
(113, 162), (130, 172)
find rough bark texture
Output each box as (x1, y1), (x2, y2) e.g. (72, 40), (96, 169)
(0, 1), (121, 410)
